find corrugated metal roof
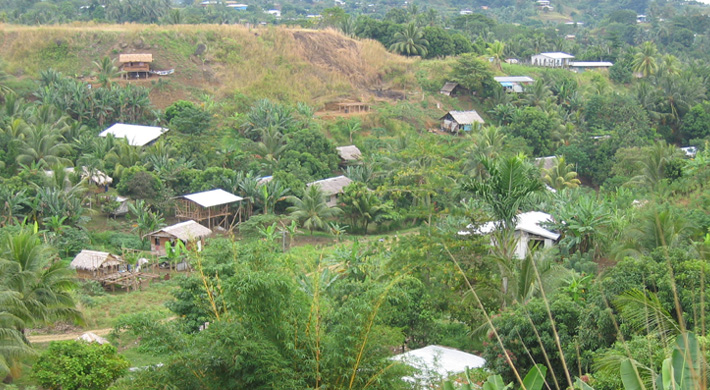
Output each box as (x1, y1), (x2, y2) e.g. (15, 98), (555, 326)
(538, 52), (575, 59)
(182, 189), (243, 208)
(307, 176), (353, 197)
(494, 76), (535, 83)
(119, 53), (153, 63)
(336, 145), (362, 161)
(459, 211), (560, 240)
(569, 61), (613, 67)
(149, 220), (212, 241)
(99, 123), (169, 147)
(442, 111), (485, 125)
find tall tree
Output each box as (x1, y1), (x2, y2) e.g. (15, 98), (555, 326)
(542, 156), (581, 191)
(389, 22), (429, 57)
(0, 227), (81, 379)
(461, 154), (543, 230)
(92, 56), (121, 89)
(632, 41), (659, 78)
(286, 185), (342, 233)
(486, 40), (505, 71)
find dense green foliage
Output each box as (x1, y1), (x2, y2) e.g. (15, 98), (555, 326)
(4, 1), (710, 387)
(33, 340), (129, 390)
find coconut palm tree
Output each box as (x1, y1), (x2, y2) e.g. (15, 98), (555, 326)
(93, 57), (122, 89)
(486, 40), (505, 71)
(389, 23), (429, 57)
(632, 41), (659, 78)
(15, 124), (72, 168)
(627, 141), (683, 191)
(461, 153), (543, 230)
(523, 80), (554, 107)
(286, 185), (342, 234)
(542, 156), (581, 191)
(0, 227), (82, 379)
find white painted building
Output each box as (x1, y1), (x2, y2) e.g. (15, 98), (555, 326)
(99, 123), (169, 147)
(459, 211), (560, 259)
(531, 52), (574, 68)
(391, 345), (485, 384)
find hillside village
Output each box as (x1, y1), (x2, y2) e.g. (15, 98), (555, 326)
(2, 0), (710, 388)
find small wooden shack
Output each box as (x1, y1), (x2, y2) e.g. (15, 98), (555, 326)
(440, 111), (485, 133)
(146, 220), (212, 257)
(307, 176), (354, 207)
(119, 53), (153, 79)
(337, 102), (370, 114)
(336, 145), (362, 166)
(70, 250), (125, 279)
(175, 189), (244, 229)
(439, 82), (468, 96)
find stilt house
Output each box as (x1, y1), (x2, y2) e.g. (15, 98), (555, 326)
(175, 189), (244, 229)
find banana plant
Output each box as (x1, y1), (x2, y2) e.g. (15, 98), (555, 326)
(621, 332), (704, 390)
(443, 364), (547, 390)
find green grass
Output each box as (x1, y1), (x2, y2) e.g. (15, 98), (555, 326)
(79, 281), (175, 329)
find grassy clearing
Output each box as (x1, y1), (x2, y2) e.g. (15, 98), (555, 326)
(79, 281), (175, 329)
(0, 23), (412, 107)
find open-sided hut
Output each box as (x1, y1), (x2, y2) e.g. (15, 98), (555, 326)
(119, 53), (153, 79)
(70, 250), (125, 279)
(146, 220), (212, 256)
(307, 176), (354, 207)
(175, 189), (244, 229)
(336, 145), (362, 165)
(439, 82), (467, 96)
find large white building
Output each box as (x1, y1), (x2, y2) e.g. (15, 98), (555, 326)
(531, 52), (575, 68)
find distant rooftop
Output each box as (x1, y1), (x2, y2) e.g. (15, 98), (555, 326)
(99, 123), (168, 147)
(494, 76), (535, 83)
(182, 189), (243, 208)
(570, 61), (613, 67)
(538, 52), (575, 59)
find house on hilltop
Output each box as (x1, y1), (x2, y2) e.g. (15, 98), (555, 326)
(176, 188), (245, 229)
(531, 52), (574, 68)
(307, 176), (353, 207)
(99, 123), (169, 147)
(146, 220), (212, 257)
(459, 211), (560, 259)
(440, 111), (485, 133)
(119, 53), (152, 79)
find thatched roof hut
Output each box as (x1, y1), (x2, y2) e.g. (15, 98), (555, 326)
(336, 145), (362, 163)
(148, 220), (213, 242)
(118, 53), (153, 63)
(307, 176), (353, 206)
(70, 250), (123, 271)
(70, 250), (125, 279)
(146, 220), (212, 256)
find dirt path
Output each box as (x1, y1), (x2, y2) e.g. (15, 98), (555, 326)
(28, 328), (113, 344)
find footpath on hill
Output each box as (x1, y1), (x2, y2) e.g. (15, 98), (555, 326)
(28, 328), (113, 343)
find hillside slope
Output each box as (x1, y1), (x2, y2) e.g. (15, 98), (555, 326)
(0, 24), (413, 108)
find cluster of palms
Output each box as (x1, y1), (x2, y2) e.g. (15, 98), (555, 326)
(630, 42), (707, 137)
(0, 227), (81, 381)
(35, 69), (154, 128)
